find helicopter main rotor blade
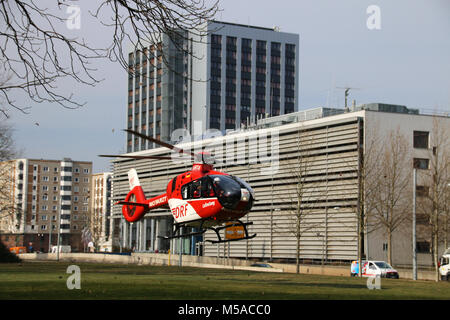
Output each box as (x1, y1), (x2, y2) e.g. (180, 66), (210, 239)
(124, 129), (196, 158)
(98, 154), (179, 161)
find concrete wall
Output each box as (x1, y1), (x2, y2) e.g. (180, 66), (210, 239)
(17, 252), (439, 280)
(364, 112), (450, 266)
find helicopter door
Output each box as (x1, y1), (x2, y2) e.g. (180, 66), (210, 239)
(181, 177), (216, 200)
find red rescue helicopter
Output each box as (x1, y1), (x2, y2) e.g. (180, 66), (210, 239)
(100, 129), (256, 244)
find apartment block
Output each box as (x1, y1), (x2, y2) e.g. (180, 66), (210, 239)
(0, 158), (92, 252)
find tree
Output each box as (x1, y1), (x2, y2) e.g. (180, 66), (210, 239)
(0, 118), (20, 237)
(364, 128), (412, 266)
(0, 0), (219, 116)
(416, 116), (449, 281)
(276, 128), (328, 273)
(88, 207), (104, 252)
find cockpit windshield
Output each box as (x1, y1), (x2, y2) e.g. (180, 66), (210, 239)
(209, 175), (242, 209)
(180, 174), (254, 211)
(230, 175), (255, 199)
(209, 175), (254, 210)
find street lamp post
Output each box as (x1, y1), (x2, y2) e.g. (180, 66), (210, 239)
(412, 168), (417, 280)
(56, 194), (61, 261)
(316, 232), (325, 266)
(48, 223), (52, 252)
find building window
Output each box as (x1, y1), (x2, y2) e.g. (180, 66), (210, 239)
(413, 158), (429, 170)
(416, 185), (429, 197)
(416, 241), (430, 253)
(416, 213), (429, 225)
(211, 34), (221, 45)
(413, 131), (429, 149)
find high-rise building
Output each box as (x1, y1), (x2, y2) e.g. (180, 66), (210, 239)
(126, 20), (299, 152)
(0, 158), (92, 252)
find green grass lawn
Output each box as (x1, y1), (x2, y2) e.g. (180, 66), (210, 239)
(0, 261), (449, 300)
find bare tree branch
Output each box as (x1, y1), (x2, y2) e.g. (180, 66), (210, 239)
(0, 0), (219, 116)
(364, 128), (412, 265)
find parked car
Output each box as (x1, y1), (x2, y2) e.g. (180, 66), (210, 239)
(51, 245), (71, 253)
(250, 263), (273, 268)
(351, 260), (399, 279)
(9, 246), (27, 254)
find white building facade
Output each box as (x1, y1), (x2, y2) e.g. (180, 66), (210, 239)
(111, 107), (449, 266)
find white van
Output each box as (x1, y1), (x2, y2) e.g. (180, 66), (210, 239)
(351, 260), (399, 279)
(51, 245), (71, 253)
(362, 261), (399, 279)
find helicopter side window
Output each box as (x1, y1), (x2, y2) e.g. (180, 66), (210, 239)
(202, 176), (216, 198)
(171, 176), (177, 192)
(180, 177), (216, 200)
(181, 184), (190, 200)
(192, 180), (202, 198)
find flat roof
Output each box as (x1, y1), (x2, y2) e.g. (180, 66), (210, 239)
(209, 20), (276, 32)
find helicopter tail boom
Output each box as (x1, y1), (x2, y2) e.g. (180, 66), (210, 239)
(121, 169), (169, 222)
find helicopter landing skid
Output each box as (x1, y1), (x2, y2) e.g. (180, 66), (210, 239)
(159, 219), (256, 244)
(159, 219), (208, 241)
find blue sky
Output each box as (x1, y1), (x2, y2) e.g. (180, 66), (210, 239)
(7, 0), (450, 172)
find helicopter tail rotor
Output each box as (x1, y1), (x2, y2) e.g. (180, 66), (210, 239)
(120, 169), (148, 222)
